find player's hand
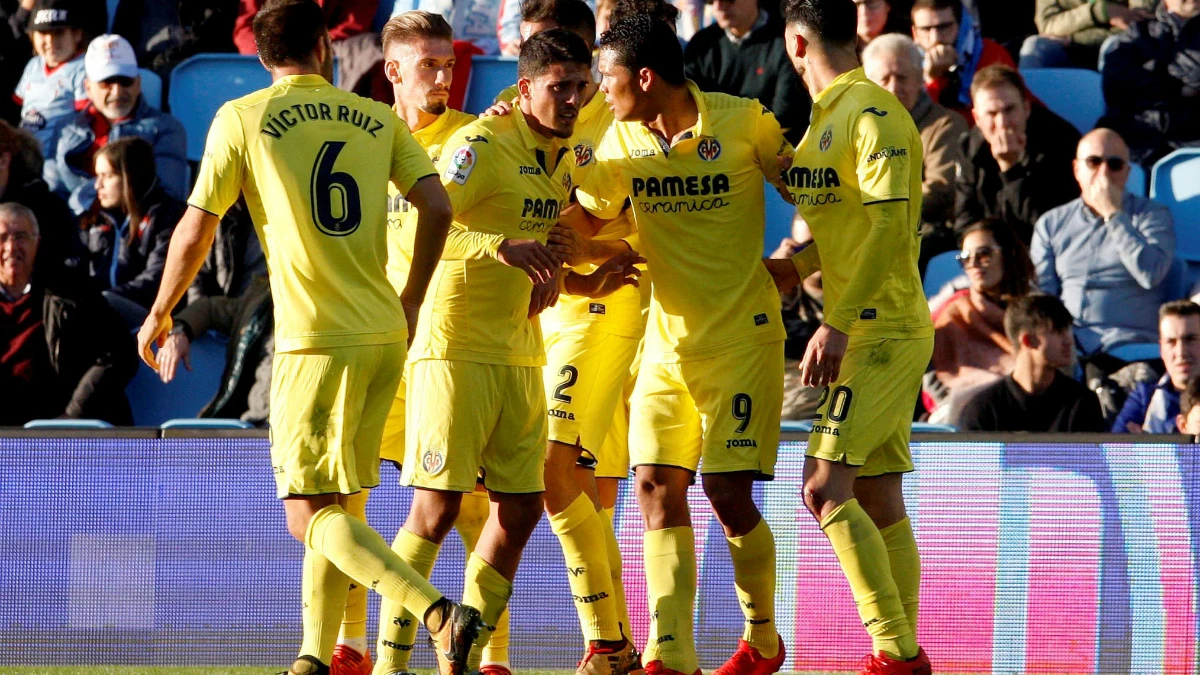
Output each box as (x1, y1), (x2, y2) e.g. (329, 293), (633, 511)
(547, 224), (589, 266)
(497, 238), (560, 284)
(481, 99), (515, 118)
(528, 266), (562, 318)
(763, 258), (802, 295)
(136, 312), (173, 372)
(924, 43), (957, 81)
(565, 250), (645, 298)
(402, 300), (421, 347)
(158, 331), (192, 383)
(800, 323), (849, 388)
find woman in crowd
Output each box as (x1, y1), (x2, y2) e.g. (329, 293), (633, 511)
(924, 218), (1034, 422)
(80, 136), (184, 327)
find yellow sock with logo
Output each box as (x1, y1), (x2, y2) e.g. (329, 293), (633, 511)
(820, 499), (917, 660)
(304, 505), (443, 628)
(726, 519), (779, 658)
(549, 493), (622, 642)
(462, 553), (514, 671)
(600, 507), (631, 639)
(299, 548), (351, 665)
(879, 517), (921, 637)
(643, 527), (699, 673)
(337, 491), (370, 653)
(374, 528), (441, 674)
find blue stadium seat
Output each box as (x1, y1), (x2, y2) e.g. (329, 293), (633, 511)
(139, 68), (162, 109)
(781, 420), (813, 432)
(923, 250), (963, 298)
(1150, 149), (1200, 262)
(1127, 161), (1147, 197)
(107, 0), (119, 30)
(1108, 342), (1161, 363)
(911, 422), (958, 433)
(160, 418), (253, 430)
(24, 419), (113, 429)
(763, 183), (795, 257)
(463, 57), (518, 115)
(168, 55), (271, 161)
(126, 331), (227, 426)
(1020, 68), (1103, 134)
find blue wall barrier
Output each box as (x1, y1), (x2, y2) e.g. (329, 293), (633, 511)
(1, 434), (1197, 673)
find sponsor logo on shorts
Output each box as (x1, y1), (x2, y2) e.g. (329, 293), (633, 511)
(589, 303), (606, 314)
(421, 448), (446, 475)
(726, 439), (759, 449)
(549, 409), (577, 421)
(812, 424), (840, 436)
(754, 313), (769, 326)
(860, 308), (877, 320)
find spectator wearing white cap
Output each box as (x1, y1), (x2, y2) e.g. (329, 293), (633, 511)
(44, 33), (187, 215)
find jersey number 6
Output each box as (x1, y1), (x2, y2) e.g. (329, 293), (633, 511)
(311, 140), (362, 236)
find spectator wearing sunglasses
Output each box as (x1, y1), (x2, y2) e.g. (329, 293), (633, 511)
(1031, 128), (1175, 360)
(44, 34), (187, 215)
(923, 218), (1033, 422)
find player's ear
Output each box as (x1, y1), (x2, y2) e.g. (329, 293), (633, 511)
(1020, 331), (1038, 350)
(384, 59), (402, 85)
(518, 77), (533, 102)
(637, 67), (653, 93)
(1177, 413), (1188, 433)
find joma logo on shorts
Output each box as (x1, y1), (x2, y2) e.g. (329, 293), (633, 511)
(726, 439), (758, 449)
(549, 409), (576, 420)
(812, 424), (841, 436)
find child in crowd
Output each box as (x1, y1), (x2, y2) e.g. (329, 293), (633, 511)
(13, 0), (88, 157)
(1176, 376), (1200, 437)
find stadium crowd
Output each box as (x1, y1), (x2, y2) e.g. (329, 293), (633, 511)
(0, 0), (1198, 434)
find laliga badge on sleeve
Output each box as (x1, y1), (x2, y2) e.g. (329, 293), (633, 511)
(444, 145), (477, 185)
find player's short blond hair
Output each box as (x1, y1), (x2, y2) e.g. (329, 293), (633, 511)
(381, 11), (454, 54)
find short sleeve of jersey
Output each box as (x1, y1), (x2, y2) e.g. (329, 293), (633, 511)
(754, 105), (793, 190)
(575, 133), (626, 221)
(437, 132), (495, 216)
(14, 59), (34, 103)
(495, 84), (519, 105)
(188, 103), (246, 217)
(853, 108), (914, 204)
(390, 117), (438, 197)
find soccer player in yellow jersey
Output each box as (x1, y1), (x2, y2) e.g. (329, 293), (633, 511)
(569, 16), (792, 675)
(766, 2), (934, 674)
(485, 4), (648, 674)
(133, 2), (482, 675)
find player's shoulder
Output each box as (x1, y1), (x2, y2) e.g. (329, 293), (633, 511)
(494, 83), (519, 105)
(842, 81), (915, 130)
(455, 113), (513, 148)
(442, 109), (479, 135)
(700, 89), (768, 117)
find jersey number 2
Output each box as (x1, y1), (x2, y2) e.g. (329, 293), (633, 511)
(311, 140), (362, 236)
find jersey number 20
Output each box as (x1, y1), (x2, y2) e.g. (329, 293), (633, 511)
(311, 140), (362, 236)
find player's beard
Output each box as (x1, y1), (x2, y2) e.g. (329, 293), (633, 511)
(421, 101), (448, 115)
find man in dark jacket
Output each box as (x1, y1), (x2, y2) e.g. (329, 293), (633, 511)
(953, 64), (1081, 244)
(1100, 0), (1200, 166)
(0, 202), (136, 426)
(684, 0), (811, 144)
(158, 275), (272, 425)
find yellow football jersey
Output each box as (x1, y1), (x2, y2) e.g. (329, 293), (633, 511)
(541, 90), (646, 338)
(786, 68), (932, 339)
(190, 74), (436, 352)
(576, 83), (789, 363)
(386, 107), (477, 294)
(409, 108), (575, 366)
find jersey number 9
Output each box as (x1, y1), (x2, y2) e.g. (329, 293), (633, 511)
(311, 140), (362, 236)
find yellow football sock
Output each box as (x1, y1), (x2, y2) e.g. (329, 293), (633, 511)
(462, 553), (514, 671)
(456, 489), (490, 550)
(481, 607), (511, 667)
(549, 493), (622, 642)
(374, 529), (441, 674)
(305, 505), (443, 624)
(299, 548), (351, 664)
(338, 492), (370, 648)
(880, 517), (921, 637)
(726, 519), (778, 658)
(600, 507), (631, 639)
(643, 527), (699, 673)
(820, 499), (917, 660)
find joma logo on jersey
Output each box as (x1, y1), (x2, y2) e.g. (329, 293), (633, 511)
(519, 165), (542, 175)
(784, 167), (842, 189)
(697, 137), (721, 161)
(631, 174), (730, 197)
(574, 142), (594, 166)
(866, 146), (907, 162)
(630, 148), (657, 158)
(521, 198), (561, 219)
(726, 439), (758, 449)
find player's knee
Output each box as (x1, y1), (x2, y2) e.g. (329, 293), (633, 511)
(285, 511), (311, 542)
(635, 476), (687, 529)
(495, 492), (544, 536)
(404, 494), (462, 542)
(802, 480), (842, 521)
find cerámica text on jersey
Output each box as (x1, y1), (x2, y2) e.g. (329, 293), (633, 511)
(260, 103), (384, 139)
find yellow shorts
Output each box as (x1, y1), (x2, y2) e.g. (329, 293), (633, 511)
(807, 335), (934, 477)
(629, 341), (784, 477)
(269, 342), (405, 499)
(592, 338), (641, 479)
(402, 359), (547, 494)
(543, 326), (640, 476)
(379, 370), (407, 465)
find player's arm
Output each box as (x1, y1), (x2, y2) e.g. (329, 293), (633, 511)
(763, 241), (821, 295)
(559, 141), (632, 264)
(752, 104), (796, 204)
(138, 104), (244, 370)
(562, 249), (646, 298)
(547, 200), (628, 266)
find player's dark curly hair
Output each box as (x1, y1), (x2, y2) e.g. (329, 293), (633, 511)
(521, 0), (597, 47)
(597, 15), (685, 86)
(518, 28), (593, 81)
(779, 0), (857, 45)
(609, 0), (679, 27)
(253, 0), (327, 68)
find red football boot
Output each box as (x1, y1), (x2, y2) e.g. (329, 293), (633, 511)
(642, 660), (702, 675)
(480, 665), (514, 675)
(712, 638), (785, 675)
(330, 644), (372, 675)
(859, 648), (932, 675)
